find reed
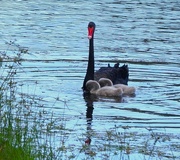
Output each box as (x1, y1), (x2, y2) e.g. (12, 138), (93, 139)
(0, 42), (34, 160)
(0, 41), (58, 159)
(0, 41), (72, 160)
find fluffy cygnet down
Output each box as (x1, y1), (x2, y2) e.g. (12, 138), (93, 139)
(98, 78), (135, 95)
(86, 80), (123, 97)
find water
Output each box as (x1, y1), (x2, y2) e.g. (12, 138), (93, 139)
(0, 0), (180, 159)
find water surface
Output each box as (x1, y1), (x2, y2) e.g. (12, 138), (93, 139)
(0, 0), (180, 159)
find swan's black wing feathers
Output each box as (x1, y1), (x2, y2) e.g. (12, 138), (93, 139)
(94, 63), (129, 85)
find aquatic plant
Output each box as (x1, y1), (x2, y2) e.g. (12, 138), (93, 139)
(0, 41), (34, 160)
(0, 41), (76, 160)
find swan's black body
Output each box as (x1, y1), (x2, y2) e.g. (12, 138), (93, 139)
(95, 63), (129, 85)
(83, 22), (129, 92)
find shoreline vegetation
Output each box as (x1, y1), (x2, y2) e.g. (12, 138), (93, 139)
(0, 41), (179, 160)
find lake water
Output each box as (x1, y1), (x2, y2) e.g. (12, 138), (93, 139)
(0, 0), (180, 159)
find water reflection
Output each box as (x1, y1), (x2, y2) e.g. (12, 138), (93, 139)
(83, 92), (96, 146)
(83, 92), (124, 147)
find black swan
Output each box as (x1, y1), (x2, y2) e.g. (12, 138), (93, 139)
(86, 80), (123, 97)
(98, 78), (135, 95)
(82, 22), (129, 92)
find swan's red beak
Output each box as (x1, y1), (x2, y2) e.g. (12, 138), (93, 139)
(88, 27), (94, 39)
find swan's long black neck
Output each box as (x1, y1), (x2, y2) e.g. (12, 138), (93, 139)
(88, 37), (94, 79)
(83, 37), (94, 91)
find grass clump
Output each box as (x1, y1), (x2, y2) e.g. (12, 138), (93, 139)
(0, 41), (59, 159)
(0, 41), (36, 159)
(0, 41), (72, 160)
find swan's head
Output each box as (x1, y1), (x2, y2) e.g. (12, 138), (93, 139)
(88, 22), (96, 39)
(98, 78), (113, 87)
(86, 80), (100, 94)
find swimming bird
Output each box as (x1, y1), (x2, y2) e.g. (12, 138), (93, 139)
(82, 22), (129, 92)
(86, 80), (123, 97)
(98, 78), (113, 87)
(98, 78), (135, 95)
